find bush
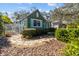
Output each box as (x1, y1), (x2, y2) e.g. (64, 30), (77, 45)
(21, 28), (56, 39)
(56, 28), (79, 56)
(67, 23), (77, 28)
(21, 29), (36, 39)
(55, 28), (69, 42)
(64, 39), (79, 56)
(55, 28), (79, 42)
(48, 28), (56, 36)
(67, 28), (79, 42)
(36, 29), (45, 36)
(0, 22), (4, 36)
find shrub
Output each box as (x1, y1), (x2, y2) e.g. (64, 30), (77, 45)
(22, 28), (56, 39)
(55, 28), (69, 42)
(67, 23), (77, 28)
(36, 29), (45, 36)
(48, 28), (56, 36)
(64, 39), (79, 56)
(55, 28), (79, 42)
(36, 28), (56, 36)
(48, 28), (56, 32)
(21, 29), (36, 39)
(0, 22), (3, 36)
(58, 28), (79, 56)
(67, 28), (79, 42)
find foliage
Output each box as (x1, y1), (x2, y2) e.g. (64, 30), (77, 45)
(56, 28), (79, 56)
(21, 29), (36, 39)
(55, 28), (69, 42)
(67, 23), (77, 28)
(0, 22), (3, 36)
(36, 28), (56, 36)
(13, 10), (30, 20)
(68, 29), (79, 40)
(1, 16), (13, 24)
(52, 4), (79, 26)
(21, 28), (56, 39)
(55, 28), (79, 42)
(64, 39), (79, 56)
(47, 28), (56, 36)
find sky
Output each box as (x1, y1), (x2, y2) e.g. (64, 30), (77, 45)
(0, 3), (64, 12)
(0, 3), (64, 19)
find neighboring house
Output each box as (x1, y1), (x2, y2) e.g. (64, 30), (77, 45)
(52, 20), (67, 28)
(15, 9), (51, 33)
(52, 20), (61, 28)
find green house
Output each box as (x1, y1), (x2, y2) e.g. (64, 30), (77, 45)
(16, 9), (51, 33)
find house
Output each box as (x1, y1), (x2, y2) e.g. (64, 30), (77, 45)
(15, 9), (51, 33)
(52, 20), (67, 28)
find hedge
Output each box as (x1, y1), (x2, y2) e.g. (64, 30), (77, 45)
(55, 28), (69, 42)
(55, 28), (79, 42)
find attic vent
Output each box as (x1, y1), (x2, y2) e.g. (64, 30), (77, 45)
(36, 12), (39, 17)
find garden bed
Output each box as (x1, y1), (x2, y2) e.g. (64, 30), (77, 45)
(0, 34), (65, 56)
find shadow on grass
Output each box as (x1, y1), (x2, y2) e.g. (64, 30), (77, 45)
(0, 36), (11, 49)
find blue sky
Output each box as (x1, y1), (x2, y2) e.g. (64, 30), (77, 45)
(0, 3), (64, 12)
(0, 3), (64, 19)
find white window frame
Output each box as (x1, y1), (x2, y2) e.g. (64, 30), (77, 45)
(31, 19), (42, 27)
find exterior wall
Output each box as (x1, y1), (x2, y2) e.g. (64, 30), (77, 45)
(23, 19), (28, 29)
(27, 10), (51, 29)
(20, 19), (28, 32)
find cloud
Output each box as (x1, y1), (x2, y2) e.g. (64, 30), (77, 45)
(39, 9), (42, 11)
(46, 10), (49, 13)
(48, 3), (62, 9)
(48, 3), (57, 6)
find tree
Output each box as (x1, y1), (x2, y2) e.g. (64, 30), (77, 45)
(13, 10), (30, 20)
(1, 16), (12, 24)
(52, 3), (79, 28)
(0, 12), (4, 36)
(0, 12), (12, 36)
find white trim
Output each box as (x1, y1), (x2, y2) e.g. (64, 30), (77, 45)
(31, 19), (42, 28)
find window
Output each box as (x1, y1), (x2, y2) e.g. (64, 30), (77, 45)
(31, 19), (42, 27)
(33, 20), (41, 26)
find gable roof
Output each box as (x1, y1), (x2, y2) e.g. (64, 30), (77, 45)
(16, 9), (51, 22)
(27, 9), (46, 20)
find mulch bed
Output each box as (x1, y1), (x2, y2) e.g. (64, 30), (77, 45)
(0, 37), (65, 56)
